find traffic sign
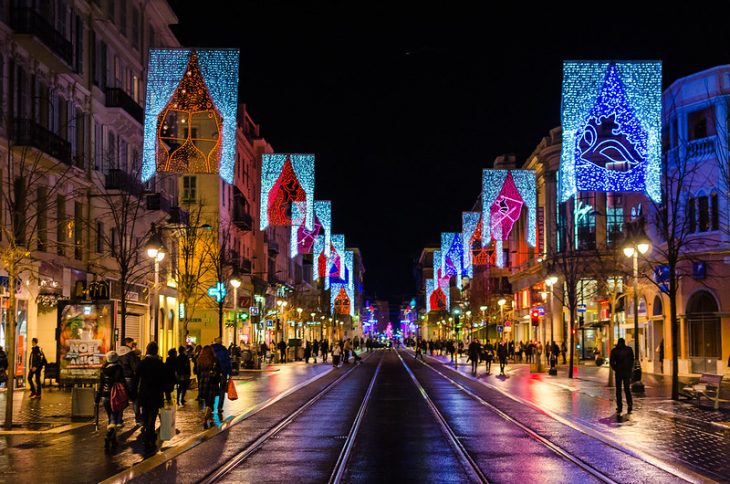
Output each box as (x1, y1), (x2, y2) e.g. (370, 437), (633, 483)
(497, 325), (504, 333)
(250, 306), (260, 316)
(577, 303), (587, 313)
(504, 326), (512, 333)
(537, 305), (545, 316)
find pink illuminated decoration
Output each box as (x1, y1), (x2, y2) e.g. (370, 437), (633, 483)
(329, 242), (342, 281)
(490, 172), (525, 243)
(296, 215), (322, 254)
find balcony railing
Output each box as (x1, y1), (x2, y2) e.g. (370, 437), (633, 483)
(13, 119), (71, 165)
(687, 135), (716, 160)
(168, 207), (189, 226)
(105, 88), (144, 124)
(146, 193), (173, 212)
(10, 8), (73, 67)
(233, 211), (253, 231)
(105, 169), (144, 196)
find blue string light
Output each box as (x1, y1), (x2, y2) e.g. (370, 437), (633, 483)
(462, 212), (480, 279)
(440, 232), (463, 290)
(560, 61), (662, 202)
(260, 154), (316, 230)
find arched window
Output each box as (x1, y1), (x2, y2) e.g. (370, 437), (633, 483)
(686, 290), (721, 373)
(652, 295), (663, 316)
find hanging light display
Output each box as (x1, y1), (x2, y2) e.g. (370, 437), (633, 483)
(560, 61), (662, 202)
(290, 200), (331, 258)
(330, 250), (354, 316)
(142, 48), (239, 183)
(440, 232), (464, 290)
(260, 154), (316, 230)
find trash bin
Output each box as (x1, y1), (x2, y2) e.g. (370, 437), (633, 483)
(72, 386), (95, 418)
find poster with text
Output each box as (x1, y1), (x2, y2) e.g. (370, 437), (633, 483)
(57, 302), (113, 383)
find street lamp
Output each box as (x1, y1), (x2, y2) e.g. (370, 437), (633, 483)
(144, 228), (167, 345)
(230, 276), (241, 345)
(276, 300), (288, 342)
(623, 232), (650, 393)
(545, 275), (558, 375)
(297, 307), (303, 339)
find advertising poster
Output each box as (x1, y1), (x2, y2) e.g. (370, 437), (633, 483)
(57, 302), (113, 383)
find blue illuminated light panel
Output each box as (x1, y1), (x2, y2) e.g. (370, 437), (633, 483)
(259, 154), (316, 230)
(462, 212), (480, 278)
(440, 233), (463, 290)
(560, 61), (662, 202)
(425, 279), (434, 313)
(289, 201), (331, 259)
(329, 251), (354, 316)
(142, 48), (239, 184)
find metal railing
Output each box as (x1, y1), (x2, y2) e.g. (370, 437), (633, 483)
(105, 169), (144, 196)
(105, 88), (144, 124)
(10, 7), (73, 66)
(13, 118), (71, 165)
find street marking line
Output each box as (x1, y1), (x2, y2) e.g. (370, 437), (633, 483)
(0, 421), (90, 435)
(100, 366), (335, 484)
(425, 354), (716, 484)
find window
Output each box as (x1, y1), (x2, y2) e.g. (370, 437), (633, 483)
(106, 0), (115, 20)
(94, 120), (103, 170)
(74, 202), (83, 260)
(56, 195), (66, 256)
(148, 25), (155, 49)
(183, 176), (197, 202)
(119, 0), (127, 36)
(131, 7), (140, 50)
(74, 109), (86, 168)
(37, 187), (47, 252)
(688, 197), (696, 233)
(106, 130), (117, 169)
(110, 228), (118, 257)
(73, 14), (84, 74)
(13, 177), (26, 245)
(96, 221), (104, 253)
(576, 193), (596, 250)
(0, 55), (4, 127)
(606, 193), (623, 247)
(711, 193), (719, 231)
(698, 195), (709, 232)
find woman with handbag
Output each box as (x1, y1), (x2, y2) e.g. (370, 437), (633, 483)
(95, 351), (129, 451)
(196, 346), (221, 429)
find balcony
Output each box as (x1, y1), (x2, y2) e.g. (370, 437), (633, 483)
(146, 193), (173, 212)
(13, 119), (71, 165)
(105, 169), (145, 196)
(10, 7), (73, 71)
(167, 207), (189, 226)
(241, 258), (253, 274)
(233, 211), (253, 231)
(105, 88), (144, 124)
(687, 135), (716, 160)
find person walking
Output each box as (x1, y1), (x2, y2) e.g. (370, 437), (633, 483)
(196, 346), (222, 429)
(484, 341), (495, 375)
(332, 343), (342, 367)
(414, 340), (424, 361)
(468, 339), (481, 374)
(0, 347), (8, 388)
(135, 342), (166, 451)
(118, 338), (141, 422)
(497, 341), (509, 375)
(96, 351), (128, 451)
(561, 341), (567, 364)
(321, 339), (329, 363)
(277, 339), (287, 364)
(610, 338), (634, 418)
(212, 337), (232, 415)
(312, 339), (320, 363)
(28, 338), (47, 399)
(175, 346), (191, 405)
(164, 348), (177, 404)
(304, 341), (312, 363)
(343, 339), (352, 364)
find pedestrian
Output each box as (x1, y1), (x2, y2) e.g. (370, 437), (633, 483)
(164, 348), (177, 404)
(321, 339), (329, 363)
(135, 342), (166, 451)
(344, 339), (352, 364)
(332, 343), (342, 367)
(196, 346), (221, 429)
(0, 346), (8, 388)
(96, 350), (128, 451)
(260, 341), (269, 365)
(304, 341), (312, 363)
(277, 339), (287, 364)
(468, 339), (481, 374)
(175, 345), (191, 405)
(118, 338), (141, 422)
(484, 341), (494, 374)
(212, 337), (232, 415)
(610, 337), (634, 418)
(27, 338), (47, 399)
(415, 340), (424, 360)
(497, 341), (508, 375)
(656, 339), (664, 373)
(312, 339), (320, 363)
(192, 344), (203, 400)
(561, 341), (567, 364)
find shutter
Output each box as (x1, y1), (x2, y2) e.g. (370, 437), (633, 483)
(123, 314), (142, 343)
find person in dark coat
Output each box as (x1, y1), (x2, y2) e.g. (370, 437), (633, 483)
(610, 338), (634, 417)
(497, 341), (509, 375)
(196, 346), (221, 428)
(0, 347), (8, 388)
(118, 337), (141, 421)
(304, 341), (312, 363)
(164, 348), (177, 404)
(277, 340), (287, 364)
(312, 340), (320, 363)
(175, 346), (191, 405)
(28, 338), (46, 398)
(468, 339), (482, 374)
(321, 340), (329, 363)
(212, 338), (232, 414)
(135, 342), (166, 450)
(96, 351), (128, 450)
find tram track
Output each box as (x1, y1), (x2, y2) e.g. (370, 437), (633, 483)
(400, 350), (695, 484)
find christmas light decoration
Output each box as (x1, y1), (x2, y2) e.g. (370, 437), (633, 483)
(560, 61), (662, 202)
(260, 154), (316, 230)
(291, 201), (332, 258)
(440, 233), (463, 290)
(462, 212), (480, 278)
(330, 250), (355, 316)
(482, 169), (536, 267)
(142, 48), (239, 183)
(314, 235), (326, 281)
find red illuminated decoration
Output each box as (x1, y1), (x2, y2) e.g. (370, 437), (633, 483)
(430, 287), (447, 311)
(157, 51), (222, 174)
(268, 157), (307, 226)
(470, 215), (491, 266)
(334, 287), (351, 315)
(490, 172), (525, 241)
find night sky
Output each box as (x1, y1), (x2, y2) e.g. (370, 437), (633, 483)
(169, 1), (730, 304)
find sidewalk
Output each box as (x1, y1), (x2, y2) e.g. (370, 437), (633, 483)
(421, 351), (730, 480)
(0, 360), (333, 483)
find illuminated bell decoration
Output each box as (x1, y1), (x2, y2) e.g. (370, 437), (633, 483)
(260, 154), (316, 230)
(142, 48), (240, 183)
(482, 169), (536, 267)
(560, 61), (662, 203)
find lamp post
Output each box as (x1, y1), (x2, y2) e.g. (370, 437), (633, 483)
(276, 300), (288, 343)
(145, 229), (167, 346)
(546, 275), (558, 375)
(297, 307), (303, 339)
(230, 277), (241, 345)
(623, 238), (650, 393)
(497, 298), (506, 340)
(479, 305), (488, 340)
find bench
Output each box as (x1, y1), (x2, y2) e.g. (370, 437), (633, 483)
(682, 373), (729, 410)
